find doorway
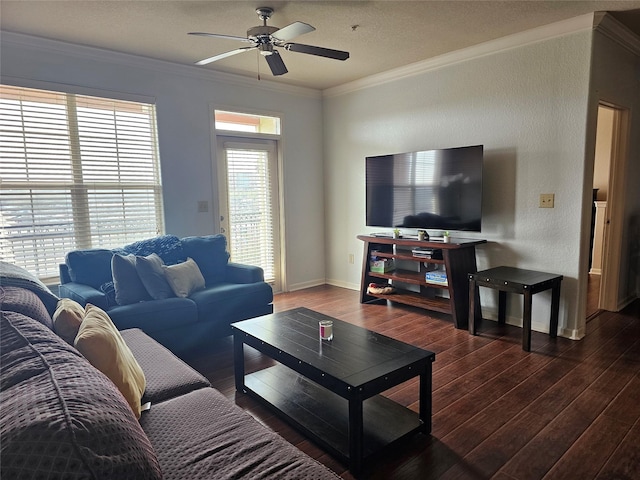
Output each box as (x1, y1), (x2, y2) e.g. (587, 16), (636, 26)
(217, 136), (283, 293)
(587, 103), (630, 318)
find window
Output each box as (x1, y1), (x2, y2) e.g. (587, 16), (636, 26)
(215, 110), (280, 135)
(214, 109), (282, 292)
(0, 85), (164, 281)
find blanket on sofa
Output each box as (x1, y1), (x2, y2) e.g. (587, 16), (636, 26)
(0, 261), (59, 315)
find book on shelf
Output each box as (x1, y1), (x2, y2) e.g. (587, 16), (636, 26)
(425, 271), (448, 285)
(412, 248), (442, 259)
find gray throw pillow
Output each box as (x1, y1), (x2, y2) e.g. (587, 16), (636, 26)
(111, 254), (151, 306)
(135, 254), (174, 300)
(163, 258), (205, 298)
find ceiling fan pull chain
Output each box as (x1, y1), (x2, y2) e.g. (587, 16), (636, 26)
(256, 50), (261, 81)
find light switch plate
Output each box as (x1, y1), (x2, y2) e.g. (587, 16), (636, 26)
(539, 193), (555, 208)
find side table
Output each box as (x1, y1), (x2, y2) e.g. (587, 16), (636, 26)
(468, 266), (563, 351)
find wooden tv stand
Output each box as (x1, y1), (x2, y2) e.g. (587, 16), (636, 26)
(358, 235), (486, 329)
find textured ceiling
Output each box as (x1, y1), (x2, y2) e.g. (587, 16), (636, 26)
(2, 1), (640, 90)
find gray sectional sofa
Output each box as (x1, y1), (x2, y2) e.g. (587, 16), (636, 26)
(59, 234), (273, 353)
(0, 265), (338, 479)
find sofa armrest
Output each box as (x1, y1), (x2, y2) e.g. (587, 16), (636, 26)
(59, 263), (72, 284)
(226, 263), (265, 284)
(59, 282), (109, 310)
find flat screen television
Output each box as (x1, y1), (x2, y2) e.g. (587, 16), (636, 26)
(366, 145), (483, 232)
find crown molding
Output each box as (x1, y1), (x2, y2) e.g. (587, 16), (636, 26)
(593, 12), (640, 55)
(323, 13), (595, 98)
(0, 31), (321, 99)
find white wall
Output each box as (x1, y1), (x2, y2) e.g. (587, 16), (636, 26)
(323, 29), (594, 338)
(0, 32), (326, 291)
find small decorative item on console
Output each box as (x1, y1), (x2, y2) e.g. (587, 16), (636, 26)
(319, 320), (334, 341)
(367, 283), (396, 295)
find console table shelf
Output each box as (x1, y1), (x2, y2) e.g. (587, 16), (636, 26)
(358, 235), (486, 329)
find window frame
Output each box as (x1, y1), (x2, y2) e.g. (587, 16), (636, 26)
(0, 82), (165, 282)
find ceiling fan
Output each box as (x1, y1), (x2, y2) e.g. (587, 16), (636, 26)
(189, 6), (349, 76)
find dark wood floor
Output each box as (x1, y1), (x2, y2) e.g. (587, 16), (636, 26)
(183, 285), (640, 480)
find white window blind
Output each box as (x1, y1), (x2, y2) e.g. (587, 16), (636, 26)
(224, 144), (276, 283)
(0, 85), (164, 281)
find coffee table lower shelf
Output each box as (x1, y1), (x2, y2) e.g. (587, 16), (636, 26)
(243, 363), (424, 465)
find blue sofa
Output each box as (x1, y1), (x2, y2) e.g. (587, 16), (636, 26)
(59, 234), (273, 353)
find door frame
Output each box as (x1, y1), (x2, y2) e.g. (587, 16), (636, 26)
(596, 101), (630, 311)
(215, 134), (285, 293)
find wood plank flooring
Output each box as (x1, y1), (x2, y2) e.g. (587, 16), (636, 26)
(182, 285), (640, 480)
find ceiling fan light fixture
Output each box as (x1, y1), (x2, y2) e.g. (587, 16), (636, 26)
(259, 43), (274, 56)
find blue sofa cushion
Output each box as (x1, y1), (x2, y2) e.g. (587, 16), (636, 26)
(65, 249), (113, 289)
(112, 254), (151, 305)
(181, 235), (230, 285)
(100, 281), (117, 307)
(136, 254), (174, 300)
(123, 235), (186, 265)
(189, 282), (273, 323)
(107, 297), (198, 332)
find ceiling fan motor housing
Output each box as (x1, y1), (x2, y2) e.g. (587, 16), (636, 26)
(247, 25), (279, 40)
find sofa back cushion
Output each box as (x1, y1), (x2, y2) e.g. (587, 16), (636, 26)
(181, 235), (230, 284)
(65, 249), (114, 289)
(123, 234), (186, 265)
(0, 286), (54, 330)
(0, 310), (162, 480)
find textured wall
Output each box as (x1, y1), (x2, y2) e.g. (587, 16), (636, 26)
(323, 31), (593, 338)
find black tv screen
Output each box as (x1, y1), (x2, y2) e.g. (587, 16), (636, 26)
(366, 145), (483, 232)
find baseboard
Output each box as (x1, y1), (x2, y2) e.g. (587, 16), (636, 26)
(588, 268), (602, 275)
(325, 279), (359, 291)
(617, 294), (638, 312)
(480, 308), (582, 340)
(286, 279), (327, 292)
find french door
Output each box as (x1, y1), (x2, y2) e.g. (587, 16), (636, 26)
(217, 137), (282, 292)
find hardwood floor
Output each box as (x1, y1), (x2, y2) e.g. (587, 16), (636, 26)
(183, 285), (640, 480)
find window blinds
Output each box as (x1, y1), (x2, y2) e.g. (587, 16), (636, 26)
(0, 85), (164, 281)
(224, 145), (276, 283)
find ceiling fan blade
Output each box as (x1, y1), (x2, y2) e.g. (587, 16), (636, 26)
(265, 50), (288, 76)
(189, 32), (253, 43)
(271, 21), (315, 42)
(195, 46), (256, 66)
(284, 43), (349, 61)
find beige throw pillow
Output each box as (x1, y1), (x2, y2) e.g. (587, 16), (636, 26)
(53, 298), (85, 345)
(74, 304), (146, 419)
(163, 257), (205, 298)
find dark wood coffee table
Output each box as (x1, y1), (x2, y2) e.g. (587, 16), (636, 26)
(231, 307), (435, 476)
